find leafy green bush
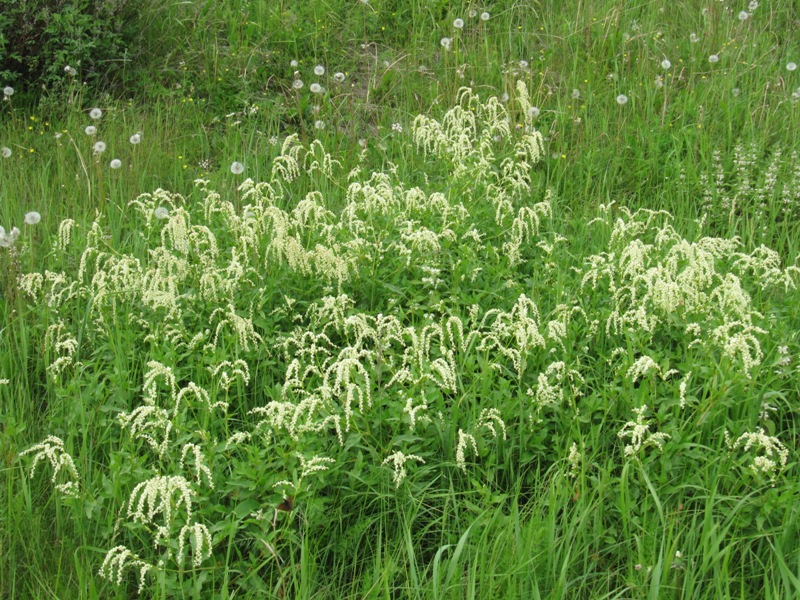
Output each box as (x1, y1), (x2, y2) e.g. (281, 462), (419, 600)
(0, 0), (135, 98)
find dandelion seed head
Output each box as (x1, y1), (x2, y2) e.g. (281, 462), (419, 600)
(709, 54), (720, 64)
(310, 83), (323, 94)
(468, 9), (477, 18)
(110, 159), (122, 169)
(572, 88), (581, 99)
(748, 1), (759, 10)
(528, 106), (540, 118)
(732, 87), (741, 96)
(154, 206), (170, 220)
(787, 62), (798, 72)
(315, 120), (325, 129)
(230, 161), (244, 175)
(616, 94), (629, 105)
(333, 72), (346, 82)
(519, 60), (529, 69)
(129, 133), (141, 144)
(441, 37), (452, 50)
(314, 64), (325, 76)
(1, 147), (11, 158)
(3, 86), (14, 97)
(453, 18), (464, 29)
(292, 79), (304, 89)
(64, 65), (77, 76)
(85, 125), (97, 136)
(93, 141), (106, 154)
(690, 33), (700, 43)
(89, 108), (102, 120)
(738, 11), (749, 21)
(661, 59), (671, 69)
(481, 11), (490, 21)
(24, 211), (41, 225)
(290, 59), (298, 68)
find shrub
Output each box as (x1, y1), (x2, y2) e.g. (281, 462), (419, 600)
(0, 0), (135, 98)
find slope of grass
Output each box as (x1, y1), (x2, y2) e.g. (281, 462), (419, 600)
(1, 1), (800, 598)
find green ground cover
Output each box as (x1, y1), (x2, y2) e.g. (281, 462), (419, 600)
(1, 1), (799, 597)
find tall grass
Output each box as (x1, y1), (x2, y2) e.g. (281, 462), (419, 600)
(1, 1), (799, 598)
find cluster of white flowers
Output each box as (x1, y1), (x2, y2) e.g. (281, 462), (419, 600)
(99, 546), (153, 592)
(727, 428), (789, 480)
(455, 429), (478, 471)
(19, 436), (80, 497)
(382, 451), (425, 487)
(567, 443), (581, 478)
(618, 405), (671, 458)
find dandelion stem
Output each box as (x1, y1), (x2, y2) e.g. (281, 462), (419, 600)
(67, 133), (92, 209)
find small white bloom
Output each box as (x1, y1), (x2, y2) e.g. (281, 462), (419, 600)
(738, 11), (749, 21)
(154, 206), (170, 220)
(292, 79), (304, 90)
(93, 141), (106, 154)
(110, 159), (122, 169)
(382, 451), (425, 487)
(333, 72), (346, 82)
(3, 86), (14, 97)
(453, 18), (464, 29)
(24, 211), (41, 225)
(709, 54), (720, 64)
(480, 11), (490, 21)
(314, 64), (325, 76)
(85, 125), (97, 136)
(675, 550), (682, 558)
(1, 147), (11, 158)
(616, 94), (629, 105)
(89, 108), (102, 120)
(787, 62), (798, 72)
(310, 83), (323, 94)
(230, 161), (244, 175)
(661, 59), (671, 69)
(129, 133), (141, 144)
(391, 122), (403, 132)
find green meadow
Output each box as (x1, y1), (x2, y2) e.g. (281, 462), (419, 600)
(1, 1), (799, 597)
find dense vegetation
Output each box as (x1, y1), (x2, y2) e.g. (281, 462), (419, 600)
(1, 1), (799, 598)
